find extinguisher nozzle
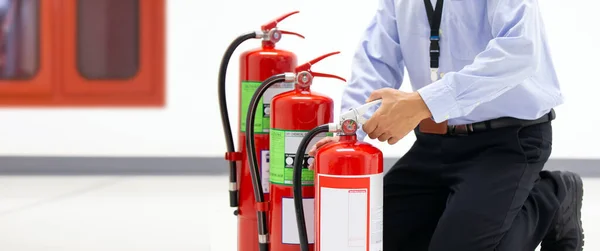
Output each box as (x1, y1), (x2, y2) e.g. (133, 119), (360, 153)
(229, 190), (238, 208)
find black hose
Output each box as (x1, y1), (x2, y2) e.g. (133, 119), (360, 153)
(218, 31), (257, 208)
(293, 124), (330, 251)
(246, 73), (290, 251)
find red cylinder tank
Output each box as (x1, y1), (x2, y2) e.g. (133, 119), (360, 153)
(268, 77), (333, 251)
(313, 130), (384, 251)
(268, 52), (346, 251)
(237, 32), (298, 251)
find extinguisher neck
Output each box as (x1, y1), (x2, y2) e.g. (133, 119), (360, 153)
(339, 134), (357, 142)
(294, 84), (310, 92)
(262, 40), (276, 49)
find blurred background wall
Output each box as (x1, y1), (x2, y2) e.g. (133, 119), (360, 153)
(0, 0), (596, 174)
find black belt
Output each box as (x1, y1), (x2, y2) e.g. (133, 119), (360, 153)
(447, 109), (556, 136)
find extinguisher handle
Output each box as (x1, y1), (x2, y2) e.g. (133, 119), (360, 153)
(310, 71), (346, 82)
(260, 11), (300, 31)
(356, 99), (383, 115)
(279, 30), (305, 39)
(339, 99), (383, 125)
(356, 116), (368, 125)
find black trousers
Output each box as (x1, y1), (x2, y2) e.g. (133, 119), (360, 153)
(383, 121), (561, 251)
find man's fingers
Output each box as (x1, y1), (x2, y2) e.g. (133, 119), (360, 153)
(369, 126), (385, 140)
(362, 118), (376, 135)
(362, 106), (386, 134)
(377, 133), (392, 142)
(308, 137), (335, 156)
(367, 118), (385, 139)
(388, 137), (401, 145)
(366, 88), (388, 102)
(308, 146), (317, 156)
(388, 133), (407, 145)
(308, 140), (326, 156)
(315, 137), (333, 148)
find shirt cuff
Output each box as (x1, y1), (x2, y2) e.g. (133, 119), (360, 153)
(416, 80), (461, 123)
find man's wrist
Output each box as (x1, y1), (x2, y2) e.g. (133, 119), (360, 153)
(416, 79), (461, 123)
(410, 92), (433, 120)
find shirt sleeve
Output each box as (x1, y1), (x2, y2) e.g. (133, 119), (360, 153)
(341, 0), (405, 141)
(417, 0), (543, 123)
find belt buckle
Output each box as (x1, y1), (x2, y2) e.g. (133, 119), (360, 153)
(450, 124), (473, 136)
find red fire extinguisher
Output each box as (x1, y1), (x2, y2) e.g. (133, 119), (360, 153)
(217, 11), (304, 251)
(245, 52), (346, 251)
(291, 101), (385, 251)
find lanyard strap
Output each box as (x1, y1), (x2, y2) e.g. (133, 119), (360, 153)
(424, 0), (444, 81)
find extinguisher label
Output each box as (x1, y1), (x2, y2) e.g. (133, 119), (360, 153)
(316, 173), (384, 251)
(240, 81), (294, 134)
(260, 150), (270, 194)
(281, 197), (316, 244)
(269, 129), (327, 185)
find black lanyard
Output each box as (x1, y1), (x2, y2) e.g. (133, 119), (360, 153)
(424, 0), (444, 81)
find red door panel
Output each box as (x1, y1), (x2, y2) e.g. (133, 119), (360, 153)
(0, 0), (54, 97)
(60, 0), (165, 104)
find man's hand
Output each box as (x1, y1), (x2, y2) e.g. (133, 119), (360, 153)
(362, 88), (432, 145)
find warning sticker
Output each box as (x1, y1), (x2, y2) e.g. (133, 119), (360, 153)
(240, 81), (294, 133)
(269, 129), (328, 186)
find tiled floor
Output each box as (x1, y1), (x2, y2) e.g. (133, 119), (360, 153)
(0, 175), (596, 251)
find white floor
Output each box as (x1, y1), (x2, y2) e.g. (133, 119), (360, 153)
(0, 175), (597, 251)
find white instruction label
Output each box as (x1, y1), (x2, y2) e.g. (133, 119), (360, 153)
(317, 173), (384, 251)
(281, 197), (315, 244)
(348, 189), (368, 247)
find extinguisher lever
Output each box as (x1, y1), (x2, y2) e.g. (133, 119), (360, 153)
(260, 10), (300, 31)
(295, 51), (340, 73)
(257, 11), (305, 42)
(339, 99), (383, 125)
(294, 51), (346, 86)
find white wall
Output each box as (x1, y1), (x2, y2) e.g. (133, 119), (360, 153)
(0, 0), (596, 158)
